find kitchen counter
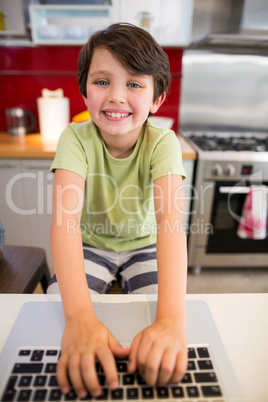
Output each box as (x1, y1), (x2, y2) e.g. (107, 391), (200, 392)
(0, 132), (196, 160)
(0, 132), (57, 159)
(179, 135), (197, 160)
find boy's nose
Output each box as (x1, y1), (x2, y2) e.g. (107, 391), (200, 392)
(107, 86), (126, 104)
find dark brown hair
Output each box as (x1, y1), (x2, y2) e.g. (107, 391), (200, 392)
(77, 23), (171, 102)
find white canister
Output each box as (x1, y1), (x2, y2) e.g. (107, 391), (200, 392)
(37, 95), (70, 141)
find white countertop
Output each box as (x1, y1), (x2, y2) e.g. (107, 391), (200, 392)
(0, 293), (267, 401)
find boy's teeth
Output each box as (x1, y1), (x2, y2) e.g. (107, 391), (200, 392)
(106, 112), (128, 118)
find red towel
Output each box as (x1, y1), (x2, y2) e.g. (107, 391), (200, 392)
(237, 185), (267, 240)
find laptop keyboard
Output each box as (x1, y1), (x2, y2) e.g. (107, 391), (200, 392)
(1, 345), (224, 401)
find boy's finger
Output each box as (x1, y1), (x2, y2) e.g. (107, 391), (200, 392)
(57, 352), (70, 394)
(171, 349), (188, 383)
(128, 333), (141, 373)
(81, 353), (102, 398)
(157, 348), (176, 385)
(97, 346), (119, 390)
(143, 347), (162, 386)
(136, 333), (154, 376)
(109, 335), (131, 357)
(67, 353), (88, 399)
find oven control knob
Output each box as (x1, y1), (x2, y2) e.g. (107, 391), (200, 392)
(224, 164), (236, 177)
(212, 164), (223, 176)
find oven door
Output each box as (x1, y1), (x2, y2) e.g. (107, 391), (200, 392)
(206, 181), (268, 254)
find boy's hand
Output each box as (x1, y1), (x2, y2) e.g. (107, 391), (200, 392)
(128, 317), (187, 386)
(57, 315), (130, 399)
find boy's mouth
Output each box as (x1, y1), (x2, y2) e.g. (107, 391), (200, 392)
(103, 111), (131, 119)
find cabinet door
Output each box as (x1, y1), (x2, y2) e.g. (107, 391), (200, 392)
(21, 160), (54, 273)
(0, 160), (31, 246)
(117, 0), (194, 46)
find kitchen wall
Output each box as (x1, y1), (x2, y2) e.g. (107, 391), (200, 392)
(0, 45), (183, 133)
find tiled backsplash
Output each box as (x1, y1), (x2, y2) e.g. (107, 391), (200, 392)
(0, 46), (182, 133)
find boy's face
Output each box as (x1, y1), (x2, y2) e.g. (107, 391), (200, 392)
(83, 47), (165, 148)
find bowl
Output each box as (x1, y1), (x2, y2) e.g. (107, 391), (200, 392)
(149, 116), (175, 129)
(64, 25), (85, 40)
(38, 24), (62, 40)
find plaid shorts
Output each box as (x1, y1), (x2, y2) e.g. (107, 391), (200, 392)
(47, 243), (157, 294)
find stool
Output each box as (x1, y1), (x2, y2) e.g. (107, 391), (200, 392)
(0, 245), (51, 293)
(109, 279), (122, 294)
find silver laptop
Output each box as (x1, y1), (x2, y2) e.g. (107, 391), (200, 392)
(0, 300), (242, 401)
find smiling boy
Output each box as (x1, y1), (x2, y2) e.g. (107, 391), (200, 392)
(48, 23), (187, 399)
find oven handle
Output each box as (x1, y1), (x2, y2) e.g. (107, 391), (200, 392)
(220, 186), (268, 194)
(219, 186), (250, 194)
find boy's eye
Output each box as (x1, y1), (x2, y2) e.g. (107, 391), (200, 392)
(128, 83), (141, 88)
(96, 80), (109, 86)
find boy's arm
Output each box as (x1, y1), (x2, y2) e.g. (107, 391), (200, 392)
(51, 169), (129, 398)
(129, 174), (188, 385)
(155, 173), (187, 328)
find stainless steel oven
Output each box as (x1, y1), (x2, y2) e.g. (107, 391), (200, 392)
(179, 48), (268, 273)
(207, 180), (268, 254)
(182, 134), (268, 274)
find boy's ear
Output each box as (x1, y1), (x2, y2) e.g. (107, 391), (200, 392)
(150, 92), (166, 114)
(82, 95), (88, 107)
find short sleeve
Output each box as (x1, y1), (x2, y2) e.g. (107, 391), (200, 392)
(50, 125), (88, 179)
(150, 131), (186, 182)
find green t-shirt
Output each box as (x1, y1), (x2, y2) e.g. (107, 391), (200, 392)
(51, 119), (186, 252)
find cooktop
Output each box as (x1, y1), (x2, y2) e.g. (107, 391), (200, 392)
(184, 132), (268, 152)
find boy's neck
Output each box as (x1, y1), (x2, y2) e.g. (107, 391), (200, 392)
(104, 140), (136, 159)
(99, 125), (144, 159)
